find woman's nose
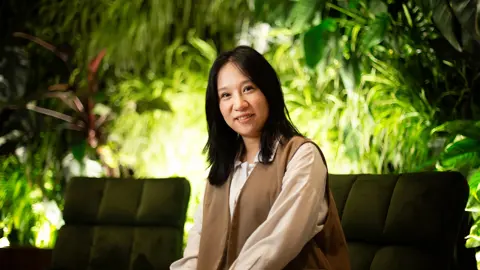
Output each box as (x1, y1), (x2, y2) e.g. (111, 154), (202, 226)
(233, 96), (248, 111)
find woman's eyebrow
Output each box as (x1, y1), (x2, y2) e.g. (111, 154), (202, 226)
(218, 79), (251, 91)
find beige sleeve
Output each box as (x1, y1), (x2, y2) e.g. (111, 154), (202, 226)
(169, 186), (204, 270)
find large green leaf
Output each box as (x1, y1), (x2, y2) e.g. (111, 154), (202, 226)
(361, 13), (390, 50)
(466, 220), (480, 248)
(71, 140), (87, 162)
(440, 138), (480, 168)
(431, 120), (480, 139)
(466, 233), (480, 248)
(450, 0), (480, 50)
(417, 0), (463, 52)
(432, 1), (463, 51)
(416, 0), (463, 51)
(469, 170), (480, 192)
(303, 18), (338, 68)
(466, 193), (480, 212)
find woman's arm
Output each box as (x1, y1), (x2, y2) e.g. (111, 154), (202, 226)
(169, 193), (204, 269)
(229, 143), (328, 270)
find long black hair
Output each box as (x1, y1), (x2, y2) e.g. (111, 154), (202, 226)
(203, 45), (301, 186)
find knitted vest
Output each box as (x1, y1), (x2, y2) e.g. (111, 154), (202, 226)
(197, 136), (350, 270)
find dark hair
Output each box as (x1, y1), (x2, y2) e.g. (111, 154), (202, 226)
(203, 45), (302, 186)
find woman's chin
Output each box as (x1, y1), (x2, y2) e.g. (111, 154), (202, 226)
(236, 131), (261, 140)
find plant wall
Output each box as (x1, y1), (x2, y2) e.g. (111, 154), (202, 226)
(2, 1), (480, 265)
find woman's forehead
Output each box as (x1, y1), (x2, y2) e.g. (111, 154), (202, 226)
(217, 63), (251, 90)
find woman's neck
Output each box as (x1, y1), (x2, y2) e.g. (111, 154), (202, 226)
(241, 136), (260, 164)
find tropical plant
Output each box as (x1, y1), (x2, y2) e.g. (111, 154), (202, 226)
(33, 0), (251, 74)
(241, 0), (440, 174)
(432, 120), (480, 251)
(0, 147), (61, 247)
(414, 0), (480, 54)
(4, 0), (480, 259)
(106, 34), (216, 244)
(0, 32), (114, 175)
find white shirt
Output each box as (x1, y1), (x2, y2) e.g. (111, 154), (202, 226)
(170, 142), (328, 269)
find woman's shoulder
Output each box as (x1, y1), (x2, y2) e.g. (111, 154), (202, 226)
(277, 136), (311, 158)
(280, 136), (326, 160)
(282, 135), (315, 148)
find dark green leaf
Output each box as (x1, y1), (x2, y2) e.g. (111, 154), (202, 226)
(416, 0), (463, 51)
(469, 170), (480, 192)
(71, 140), (87, 162)
(431, 120), (480, 139)
(303, 19), (338, 68)
(254, 0), (266, 18)
(361, 13), (390, 50)
(136, 97), (172, 114)
(94, 92), (107, 103)
(450, 0), (480, 50)
(440, 138), (480, 168)
(349, 0), (360, 9)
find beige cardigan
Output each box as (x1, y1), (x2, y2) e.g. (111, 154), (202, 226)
(197, 136), (350, 270)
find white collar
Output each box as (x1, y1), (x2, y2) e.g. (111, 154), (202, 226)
(234, 139), (280, 167)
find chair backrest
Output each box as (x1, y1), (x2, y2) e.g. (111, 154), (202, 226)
(329, 172), (476, 270)
(50, 177), (190, 270)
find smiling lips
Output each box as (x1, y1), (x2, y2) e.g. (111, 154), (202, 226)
(235, 114), (254, 123)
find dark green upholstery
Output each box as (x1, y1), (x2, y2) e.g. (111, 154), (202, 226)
(50, 177), (190, 270)
(329, 172), (476, 270)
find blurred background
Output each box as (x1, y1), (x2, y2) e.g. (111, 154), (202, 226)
(1, 0), (480, 264)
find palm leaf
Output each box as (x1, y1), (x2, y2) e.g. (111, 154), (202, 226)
(439, 138), (480, 168)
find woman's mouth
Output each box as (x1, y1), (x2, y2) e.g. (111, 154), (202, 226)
(236, 114), (254, 123)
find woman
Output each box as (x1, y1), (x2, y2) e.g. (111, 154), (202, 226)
(170, 46), (349, 270)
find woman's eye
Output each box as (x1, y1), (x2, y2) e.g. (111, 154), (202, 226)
(243, 86), (254, 92)
(220, 93), (230, 98)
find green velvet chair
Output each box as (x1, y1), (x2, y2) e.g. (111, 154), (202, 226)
(329, 172), (476, 270)
(50, 177), (190, 270)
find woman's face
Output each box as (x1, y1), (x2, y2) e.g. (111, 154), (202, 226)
(217, 62), (269, 140)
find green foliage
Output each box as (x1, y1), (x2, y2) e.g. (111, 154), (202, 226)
(433, 121), (480, 250)
(3, 0), (480, 259)
(106, 37), (215, 242)
(0, 149), (60, 247)
(253, 0), (438, 174)
(441, 138), (480, 168)
(33, 0), (251, 73)
(263, 41), (435, 174)
(415, 0), (480, 53)
(303, 18), (337, 68)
